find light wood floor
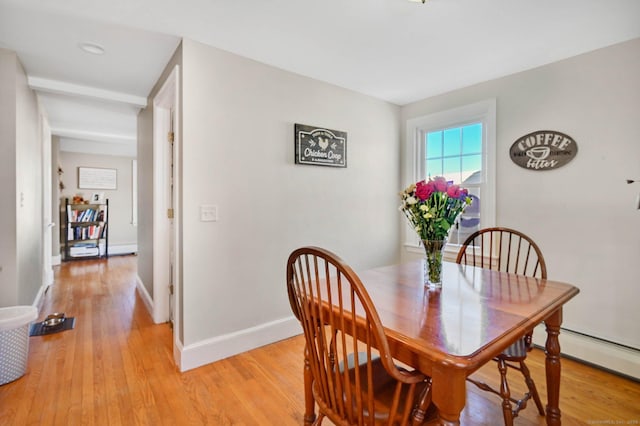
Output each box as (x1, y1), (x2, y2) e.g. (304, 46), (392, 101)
(1, 255), (638, 425)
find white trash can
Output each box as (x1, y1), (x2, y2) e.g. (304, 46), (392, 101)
(0, 306), (38, 385)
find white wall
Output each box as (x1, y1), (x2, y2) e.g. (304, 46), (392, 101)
(0, 49), (19, 306)
(59, 138), (135, 158)
(51, 135), (61, 259)
(178, 39), (401, 358)
(0, 49), (45, 307)
(401, 38), (640, 352)
(15, 49), (43, 306)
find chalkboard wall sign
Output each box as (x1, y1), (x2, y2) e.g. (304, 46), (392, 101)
(509, 130), (578, 171)
(295, 124), (347, 167)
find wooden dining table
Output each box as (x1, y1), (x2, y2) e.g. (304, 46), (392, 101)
(301, 259), (580, 426)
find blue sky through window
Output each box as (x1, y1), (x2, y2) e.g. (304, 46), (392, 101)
(425, 122), (482, 184)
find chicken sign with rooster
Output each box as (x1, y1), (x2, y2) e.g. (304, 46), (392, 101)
(295, 124), (347, 167)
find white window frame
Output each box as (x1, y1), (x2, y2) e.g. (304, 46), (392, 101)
(403, 99), (496, 260)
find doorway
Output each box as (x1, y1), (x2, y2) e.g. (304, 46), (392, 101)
(152, 65), (181, 350)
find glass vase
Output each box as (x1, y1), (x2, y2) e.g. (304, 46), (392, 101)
(422, 239), (447, 289)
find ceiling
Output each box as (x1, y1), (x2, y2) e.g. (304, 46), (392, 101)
(1, 0), (639, 155)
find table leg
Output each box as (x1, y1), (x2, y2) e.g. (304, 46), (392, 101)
(544, 308), (563, 426)
(303, 345), (316, 426)
(431, 367), (465, 425)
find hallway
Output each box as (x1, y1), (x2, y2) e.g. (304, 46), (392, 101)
(0, 256), (306, 425)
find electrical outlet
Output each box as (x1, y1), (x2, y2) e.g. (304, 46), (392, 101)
(200, 205), (218, 222)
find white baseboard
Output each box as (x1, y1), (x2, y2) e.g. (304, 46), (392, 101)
(178, 316), (301, 372)
(109, 244), (138, 256)
(135, 275), (154, 320)
(533, 325), (640, 380)
(57, 245), (136, 260)
(31, 284), (48, 313)
(173, 336), (184, 369)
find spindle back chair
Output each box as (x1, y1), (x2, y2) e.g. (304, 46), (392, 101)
(456, 228), (547, 425)
(287, 247), (432, 425)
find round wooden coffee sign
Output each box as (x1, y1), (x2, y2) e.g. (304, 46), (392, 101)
(509, 130), (577, 171)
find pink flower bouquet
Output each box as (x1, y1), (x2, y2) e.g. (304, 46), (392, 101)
(400, 176), (471, 241)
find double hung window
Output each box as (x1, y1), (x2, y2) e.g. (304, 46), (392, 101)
(404, 99), (496, 255)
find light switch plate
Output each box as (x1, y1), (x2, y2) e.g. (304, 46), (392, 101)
(200, 205), (218, 222)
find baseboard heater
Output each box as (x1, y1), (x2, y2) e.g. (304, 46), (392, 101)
(532, 325), (640, 382)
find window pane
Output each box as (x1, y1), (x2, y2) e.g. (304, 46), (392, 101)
(462, 154), (482, 182)
(455, 186), (481, 244)
(426, 131), (442, 158)
(426, 159), (442, 177)
(462, 123), (482, 154)
(443, 157), (460, 183)
(443, 128), (460, 156)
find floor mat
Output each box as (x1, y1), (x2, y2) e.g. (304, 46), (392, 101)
(29, 317), (75, 336)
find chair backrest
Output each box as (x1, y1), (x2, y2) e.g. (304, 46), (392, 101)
(455, 227), (547, 279)
(287, 247), (426, 425)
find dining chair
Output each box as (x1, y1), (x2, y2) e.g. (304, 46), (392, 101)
(455, 227), (547, 425)
(287, 247), (433, 426)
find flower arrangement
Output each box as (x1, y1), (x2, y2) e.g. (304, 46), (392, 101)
(400, 176), (471, 287)
(399, 176), (471, 242)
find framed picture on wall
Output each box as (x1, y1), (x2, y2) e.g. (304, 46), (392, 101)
(294, 123), (347, 168)
(78, 167), (117, 190)
(91, 192), (105, 203)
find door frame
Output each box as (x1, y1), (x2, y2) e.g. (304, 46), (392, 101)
(152, 65), (181, 347)
(41, 111), (54, 289)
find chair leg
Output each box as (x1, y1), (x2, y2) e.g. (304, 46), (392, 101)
(411, 378), (433, 426)
(520, 360), (545, 416)
(497, 358), (514, 426)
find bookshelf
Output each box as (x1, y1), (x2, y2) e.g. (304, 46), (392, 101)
(62, 198), (109, 260)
